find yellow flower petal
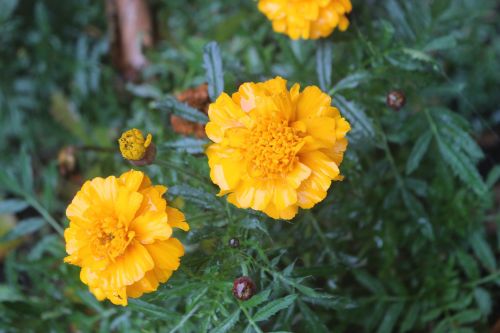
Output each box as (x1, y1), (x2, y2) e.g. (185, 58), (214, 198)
(257, 0), (352, 39)
(205, 77), (350, 220)
(64, 170), (189, 305)
(130, 212), (172, 244)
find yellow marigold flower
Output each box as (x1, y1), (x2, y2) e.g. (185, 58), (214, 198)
(118, 128), (153, 161)
(64, 170), (189, 306)
(258, 0), (352, 40)
(205, 77), (351, 220)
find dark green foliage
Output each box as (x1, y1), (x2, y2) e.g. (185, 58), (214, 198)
(1, 0), (500, 332)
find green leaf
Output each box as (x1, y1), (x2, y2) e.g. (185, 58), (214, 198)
(203, 41), (224, 100)
(253, 294), (297, 322)
(474, 287), (491, 317)
(334, 95), (375, 139)
(456, 250), (480, 279)
(401, 48), (435, 64)
(426, 109), (487, 195)
(151, 96), (208, 124)
(49, 92), (86, 143)
(469, 231), (496, 271)
(424, 34), (458, 52)
(406, 130), (432, 174)
(0, 217), (45, 242)
(353, 270), (385, 294)
(0, 199), (28, 214)
(333, 71), (371, 92)
(315, 39), (332, 91)
(210, 310), (240, 333)
(486, 165), (500, 188)
(126, 83), (162, 99)
(376, 303), (404, 333)
(163, 137), (208, 154)
(298, 301), (329, 333)
(169, 185), (222, 210)
(400, 303), (419, 333)
(19, 147), (34, 192)
(243, 290), (271, 308)
(436, 138), (486, 195)
(451, 309), (481, 324)
(0, 284), (22, 302)
(128, 299), (180, 321)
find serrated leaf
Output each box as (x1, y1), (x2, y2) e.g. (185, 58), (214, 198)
(253, 295), (297, 322)
(203, 41), (224, 100)
(0, 217), (45, 242)
(406, 130), (432, 174)
(243, 290), (271, 308)
(169, 185), (222, 210)
(151, 96), (208, 124)
(298, 301), (329, 333)
(469, 231), (496, 271)
(433, 125), (486, 195)
(128, 299), (180, 321)
(163, 137), (209, 154)
(315, 39), (332, 91)
(0, 199), (28, 214)
(333, 71), (371, 92)
(334, 95), (375, 139)
(376, 303), (404, 333)
(210, 310), (240, 333)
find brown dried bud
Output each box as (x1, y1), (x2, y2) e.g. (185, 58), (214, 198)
(130, 142), (156, 166)
(228, 238), (240, 248)
(386, 90), (406, 111)
(232, 276), (256, 301)
(58, 146), (78, 177)
(171, 83), (210, 138)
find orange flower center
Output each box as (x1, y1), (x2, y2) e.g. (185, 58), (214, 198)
(247, 118), (303, 178)
(90, 217), (134, 260)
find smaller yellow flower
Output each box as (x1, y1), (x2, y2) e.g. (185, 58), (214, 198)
(118, 129), (153, 161)
(258, 0), (352, 40)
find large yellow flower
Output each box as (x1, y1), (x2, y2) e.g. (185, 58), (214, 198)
(64, 170), (189, 306)
(205, 77), (350, 220)
(257, 0), (352, 40)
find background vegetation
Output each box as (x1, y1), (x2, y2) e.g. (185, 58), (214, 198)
(1, 0), (500, 332)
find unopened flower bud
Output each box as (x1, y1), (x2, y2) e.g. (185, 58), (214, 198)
(232, 276), (256, 301)
(118, 129), (156, 165)
(386, 90), (406, 111)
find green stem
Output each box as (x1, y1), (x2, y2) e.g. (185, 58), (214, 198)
(307, 212), (338, 263)
(156, 159), (210, 187)
(239, 303), (263, 333)
(26, 197), (64, 237)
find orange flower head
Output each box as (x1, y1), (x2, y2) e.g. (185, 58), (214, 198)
(64, 170), (189, 305)
(205, 77), (351, 220)
(258, 0), (352, 40)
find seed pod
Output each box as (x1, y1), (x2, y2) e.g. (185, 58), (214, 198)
(228, 238), (240, 248)
(232, 276), (256, 301)
(386, 90), (406, 111)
